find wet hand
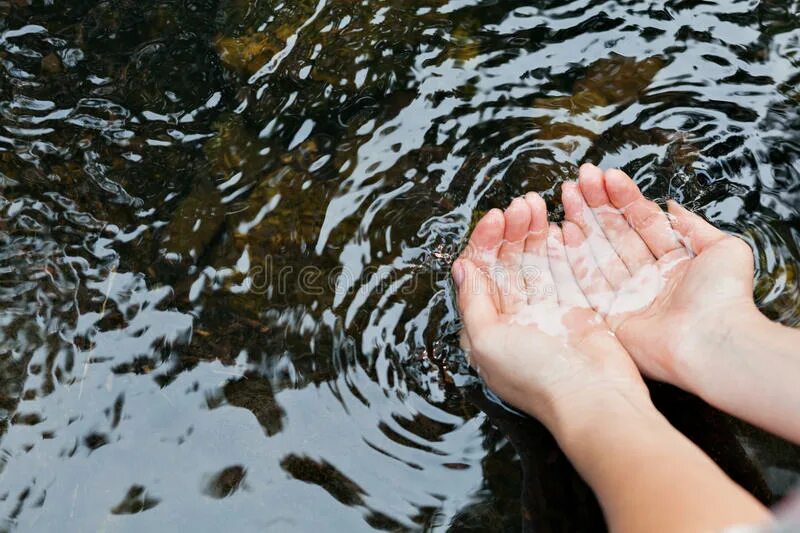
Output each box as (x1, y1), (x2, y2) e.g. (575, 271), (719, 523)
(560, 164), (757, 388)
(452, 193), (649, 432)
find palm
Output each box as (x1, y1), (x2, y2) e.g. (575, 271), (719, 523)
(667, 239), (754, 314)
(560, 166), (756, 382)
(453, 164), (754, 417)
(454, 192), (644, 422)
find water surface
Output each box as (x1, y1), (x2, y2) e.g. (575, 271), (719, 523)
(1, 0), (799, 531)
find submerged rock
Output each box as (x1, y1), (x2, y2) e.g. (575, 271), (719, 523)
(524, 54), (666, 155)
(202, 465), (248, 499)
(214, 32), (286, 76)
(204, 113), (265, 178)
(159, 182), (225, 266)
(573, 54), (663, 105)
(110, 485), (160, 515)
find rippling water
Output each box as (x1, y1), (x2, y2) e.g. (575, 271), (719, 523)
(1, 0), (799, 531)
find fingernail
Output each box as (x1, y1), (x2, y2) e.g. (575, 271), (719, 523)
(452, 260), (465, 287)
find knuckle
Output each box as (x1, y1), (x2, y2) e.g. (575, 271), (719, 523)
(637, 208), (665, 231)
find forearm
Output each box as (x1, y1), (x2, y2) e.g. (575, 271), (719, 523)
(679, 306), (800, 445)
(551, 393), (769, 533)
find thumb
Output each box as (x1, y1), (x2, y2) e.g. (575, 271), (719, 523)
(667, 200), (727, 254)
(453, 258), (499, 332)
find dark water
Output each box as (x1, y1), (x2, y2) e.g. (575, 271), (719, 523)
(1, 0), (799, 531)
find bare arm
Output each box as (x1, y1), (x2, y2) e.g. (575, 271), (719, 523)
(677, 304), (800, 445)
(556, 165), (800, 446)
(552, 392), (771, 533)
(452, 189), (772, 533)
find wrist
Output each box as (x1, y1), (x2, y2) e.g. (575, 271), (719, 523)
(547, 383), (658, 452)
(675, 302), (787, 406)
(670, 301), (767, 397)
(555, 387), (772, 533)
(673, 304), (800, 443)
(550, 388), (680, 487)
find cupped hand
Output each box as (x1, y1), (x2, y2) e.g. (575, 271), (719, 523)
(559, 164), (757, 386)
(452, 192), (649, 430)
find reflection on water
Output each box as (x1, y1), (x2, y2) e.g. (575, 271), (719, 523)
(1, 0), (799, 530)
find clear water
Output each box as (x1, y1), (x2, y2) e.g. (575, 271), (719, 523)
(1, 0), (799, 531)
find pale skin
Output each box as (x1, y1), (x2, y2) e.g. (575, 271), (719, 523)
(452, 163), (800, 532)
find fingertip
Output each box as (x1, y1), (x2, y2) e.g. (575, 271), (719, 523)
(503, 197), (531, 241)
(578, 164), (609, 207)
(470, 208), (505, 252)
(524, 191), (541, 202)
(604, 168), (641, 208)
(666, 199), (692, 231)
(604, 168), (629, 182)
(487, 207), (505, 222)
(524, 191), (545, 209)
(508, 196), (526, 209)
(666, 199), (684, 215)
(561, 180), (578, 194)
(665, 200), (727, 253)
(578, 163), (603, 183)
(524, 192), (548, 233)
(561, 181), (585, 224)
(579, 162), (601, 175)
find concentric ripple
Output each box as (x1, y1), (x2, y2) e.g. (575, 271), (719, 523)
(0, 0), (799, 531)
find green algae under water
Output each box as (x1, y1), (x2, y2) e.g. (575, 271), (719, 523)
(1, 0), (800, 531)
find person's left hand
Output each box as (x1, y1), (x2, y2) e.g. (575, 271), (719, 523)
(453, 192), (650, 431)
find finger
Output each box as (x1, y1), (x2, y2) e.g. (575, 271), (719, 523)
(463, 208), (505, 268)
(461, 208), (505, 309)
(604, 169), (686, 259)
(666, 200), (727, 255)
(522, 192), (557, 305)
(497, 198), (531, 314)
(578, 164), (656, 273)
(453, 258), (500, 333)
(562, 221), (615, 316)
(562, 180), (631, 289)
(547, 223), (590, 309)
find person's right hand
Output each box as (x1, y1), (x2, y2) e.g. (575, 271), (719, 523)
(559, 164), (758, 389)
